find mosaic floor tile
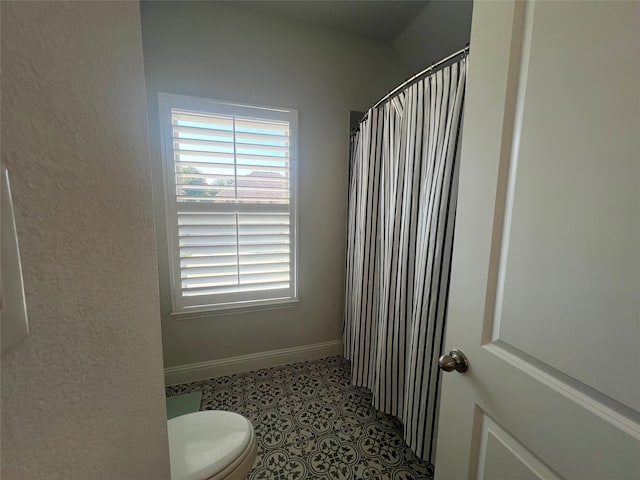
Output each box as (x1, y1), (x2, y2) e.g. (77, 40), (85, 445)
(166, 356), (434, 479)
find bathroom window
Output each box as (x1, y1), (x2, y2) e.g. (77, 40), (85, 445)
(158, 93), (298, 314)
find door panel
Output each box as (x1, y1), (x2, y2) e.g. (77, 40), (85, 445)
(496, 0), (639, 411)
(477, 412), (560, 480)
(435, 1), (640, 479)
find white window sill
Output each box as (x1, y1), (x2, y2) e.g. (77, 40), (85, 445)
(171, 297), (299, 320)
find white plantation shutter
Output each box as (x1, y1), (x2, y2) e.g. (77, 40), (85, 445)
(178, 212), (291, 296)
(159, 94), (297, 312)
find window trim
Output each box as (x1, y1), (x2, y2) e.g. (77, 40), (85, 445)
(158, 92), (299, 315)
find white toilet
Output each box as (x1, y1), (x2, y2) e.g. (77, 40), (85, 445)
(168, 411), (257, 480)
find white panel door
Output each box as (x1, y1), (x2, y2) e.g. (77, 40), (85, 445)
(435, 1), (640, 479)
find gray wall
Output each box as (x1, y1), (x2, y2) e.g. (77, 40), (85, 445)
(393, 0), (473, 72)
(1, 2), (170, 478)
(140, 1), (409, 368)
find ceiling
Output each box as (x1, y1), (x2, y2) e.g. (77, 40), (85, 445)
(234, 1), (431, 43)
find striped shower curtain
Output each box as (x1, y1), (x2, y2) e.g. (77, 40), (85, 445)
(344, 58), (467, 463)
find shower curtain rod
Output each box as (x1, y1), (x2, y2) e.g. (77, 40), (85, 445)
(353, 44), (470, 132)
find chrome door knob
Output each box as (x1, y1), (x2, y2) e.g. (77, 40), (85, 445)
(438, 349), (469, 373)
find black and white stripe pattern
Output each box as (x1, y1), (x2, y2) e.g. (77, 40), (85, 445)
(344, 58), (467, 463)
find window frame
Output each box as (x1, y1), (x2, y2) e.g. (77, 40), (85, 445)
(158, 93), (299, 316)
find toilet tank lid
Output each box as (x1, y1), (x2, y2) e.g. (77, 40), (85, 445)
(168, 410), (254, 480)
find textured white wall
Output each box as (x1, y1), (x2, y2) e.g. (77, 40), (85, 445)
(141, 1), (409, 368)
(1, 2), (170, 478)
(393, 0), (473, 72)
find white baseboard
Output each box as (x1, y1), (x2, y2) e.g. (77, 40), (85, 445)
(164, 339), (343, 386)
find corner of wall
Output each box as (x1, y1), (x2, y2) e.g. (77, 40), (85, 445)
(392, 0), (473, 73)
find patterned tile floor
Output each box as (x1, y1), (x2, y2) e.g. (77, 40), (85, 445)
(166, 356), (434, 479)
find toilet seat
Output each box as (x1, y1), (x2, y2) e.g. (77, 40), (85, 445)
(168, 411), (257, 480)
